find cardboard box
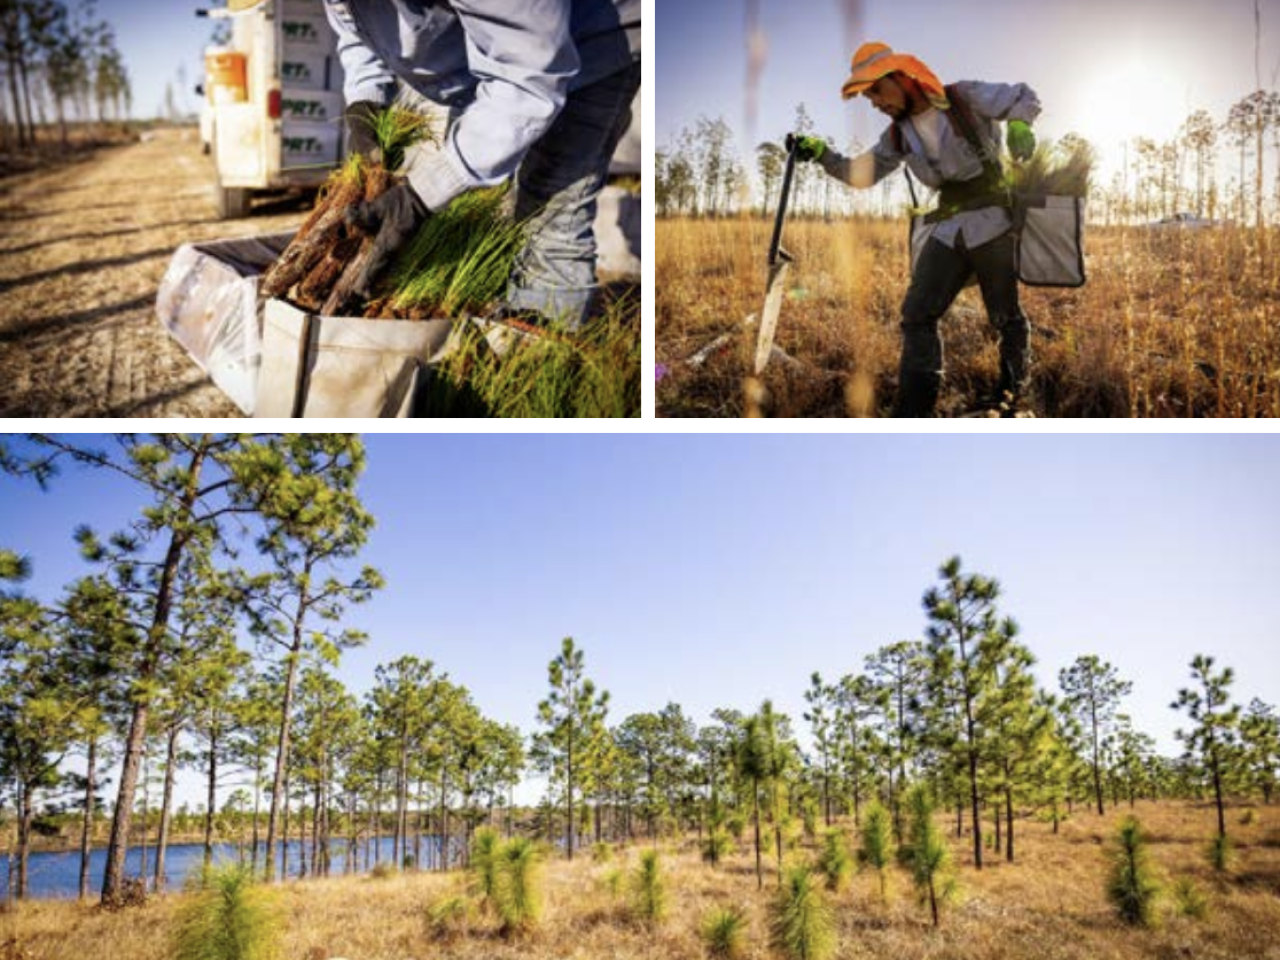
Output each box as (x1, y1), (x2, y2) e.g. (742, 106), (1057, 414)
(279, 11), (334, 50)
(280, 51), (333, 91)
(280, 88), (344, 124)
(281, 120), (341, 169)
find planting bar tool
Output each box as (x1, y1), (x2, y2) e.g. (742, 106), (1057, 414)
(754, 138), (798, 375)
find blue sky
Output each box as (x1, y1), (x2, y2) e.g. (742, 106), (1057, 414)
(95, 0), (221, 119)
(658, 0), (1280, 187)
(3, 434), (1279, 807)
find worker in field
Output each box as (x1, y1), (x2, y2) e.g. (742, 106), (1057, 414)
(788, 42), (1040, 416)
(229, 0), (639, 329)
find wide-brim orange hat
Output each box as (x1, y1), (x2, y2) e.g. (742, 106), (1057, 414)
(841, 42), (949, 108)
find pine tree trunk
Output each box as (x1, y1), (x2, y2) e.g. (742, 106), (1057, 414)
(154, 724), (180, 891)
(281, 772), (291, 879)
(16, 780), (31, 900)
(752, 778), (763, 890)
(204, 727), (218, 868)
(265, 606), (306, 881)
(79, 735), (97, 900)
(1005, 785), (1015, 863)
(102, 482), (197, 903)
(17, 51), (34, 147)
(5, 48), (26, 149)
(251, 754), (262, 875)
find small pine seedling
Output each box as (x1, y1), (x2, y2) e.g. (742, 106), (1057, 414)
(859, 801), (896, 903)
(1207, 833), (1234, 873)
(1107, 816), (1161, 927)
(592, 841), (614, 864)
(495, 837), (542, 935)
(907, 786), (957, 928)
(1172, 877), (1210, 920)
(173, 863), (281, 960)
(632, 849), (668, 925)
(704, 828), (734, 867)
(814, 828), (852, 893)
(771, 866), (836, 960)
(701, 905), (749, 959)
(470, 826), (501, 904)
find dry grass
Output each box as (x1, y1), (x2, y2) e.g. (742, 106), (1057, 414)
(656, 216), (1280, 417)
(3, 802), (1280, 960)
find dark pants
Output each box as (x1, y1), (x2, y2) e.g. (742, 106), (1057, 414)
(894, 230), (1030, 417)
(508, 62), (642, 328)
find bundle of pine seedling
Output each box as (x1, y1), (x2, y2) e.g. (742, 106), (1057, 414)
(419, 304), (641, 417)
(259, 103), (525, 321)
(1005, 135), (1095, 198)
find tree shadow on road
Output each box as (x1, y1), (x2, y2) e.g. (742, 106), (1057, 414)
(0, 292), (154, 346)
(0, 247), (172, 297)
(0, 220), (220, 257)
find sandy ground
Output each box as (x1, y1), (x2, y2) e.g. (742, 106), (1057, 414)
(0, 127), (312, 417)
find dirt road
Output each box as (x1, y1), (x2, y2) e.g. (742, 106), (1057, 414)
(0, 127), (312, 417)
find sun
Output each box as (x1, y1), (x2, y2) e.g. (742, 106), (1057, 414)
(1073, 56), (1190, 162)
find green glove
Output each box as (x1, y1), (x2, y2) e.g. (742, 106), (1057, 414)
(785, 133), (826, 163)
(1007, 120), (1035, 161)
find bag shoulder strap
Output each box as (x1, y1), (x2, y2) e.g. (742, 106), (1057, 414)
(941, 83), (1002, 181)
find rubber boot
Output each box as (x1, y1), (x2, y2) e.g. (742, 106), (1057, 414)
(996, 330), (1030, 412)
(892, 371), (940, 417)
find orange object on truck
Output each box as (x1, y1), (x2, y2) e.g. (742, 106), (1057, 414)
(197, 0), (346, 218)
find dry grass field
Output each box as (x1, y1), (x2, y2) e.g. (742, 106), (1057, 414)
(3, 801), (1279, 960)
(656, 216), (1280, 418)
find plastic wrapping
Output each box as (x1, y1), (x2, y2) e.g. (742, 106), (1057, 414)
(155, 232), (293, 414)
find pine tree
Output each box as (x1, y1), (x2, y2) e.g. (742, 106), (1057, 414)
(1240, 699), (1279, 804)
(535, 638), (609, 860)
(864, 640), (927, 839)
(735, 711), (772, 890)
(241, 435), (381, 881)
(0, 550), (90, 900)
(803, 673), (839, 827)
(921, 556), (1017, 869)
(1060, 656), (1133, 816)
(5, 434), (376, 903)
(1172, 655), (1240, 839)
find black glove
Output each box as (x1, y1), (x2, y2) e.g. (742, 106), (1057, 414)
(344, 100), (382, 162)
(345, 182), (430, 298)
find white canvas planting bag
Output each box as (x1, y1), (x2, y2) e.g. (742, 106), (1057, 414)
(1014, 194), (1086, 287)
(256, 299), (457, 418)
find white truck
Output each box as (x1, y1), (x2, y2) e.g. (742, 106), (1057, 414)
(198, 0), (345, 218)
